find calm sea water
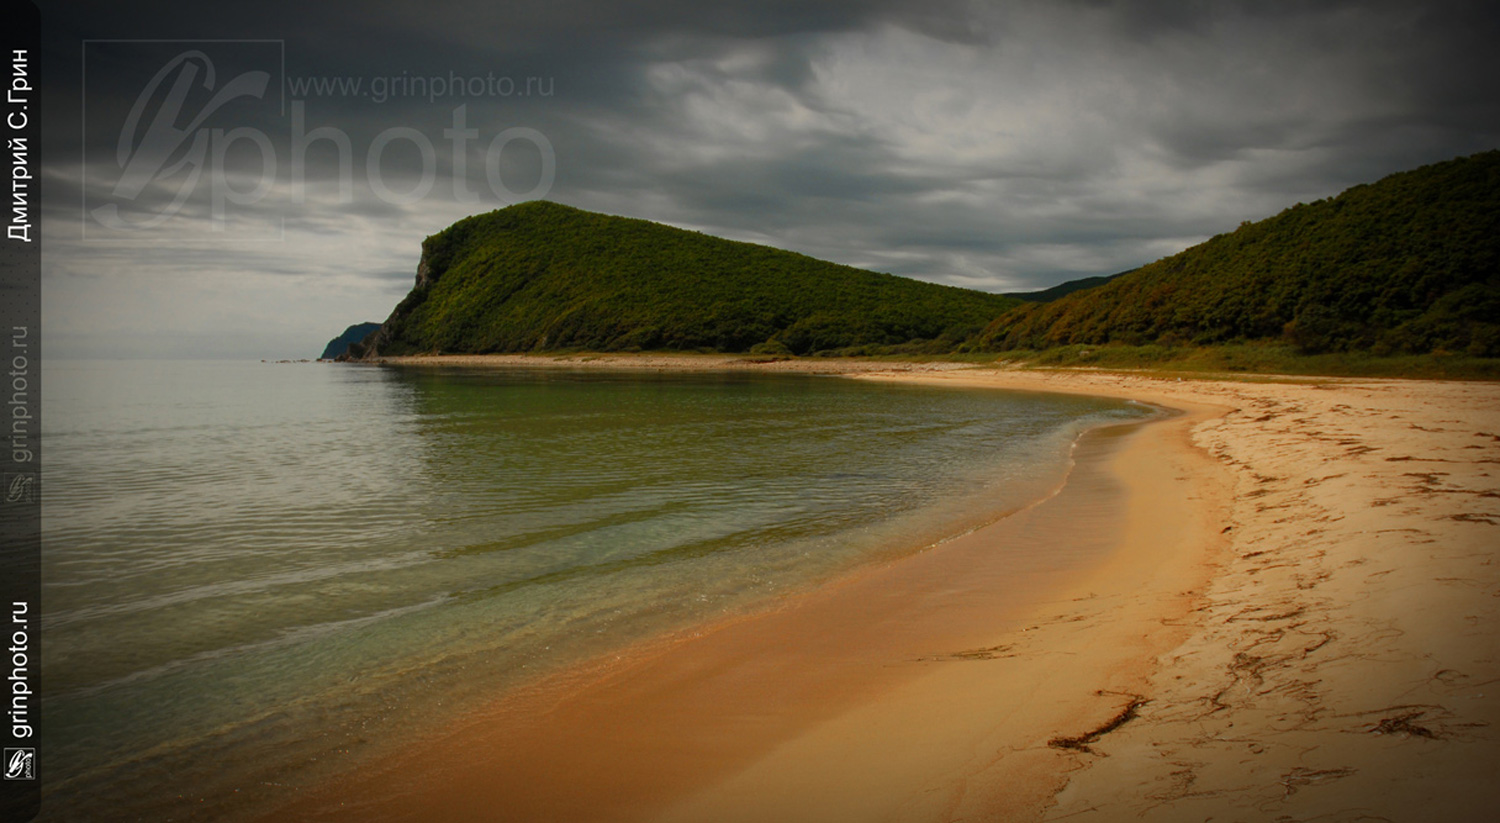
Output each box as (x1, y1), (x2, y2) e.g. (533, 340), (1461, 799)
(39, 360), (1148, 821)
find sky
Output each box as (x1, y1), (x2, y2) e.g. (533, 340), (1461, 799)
(34, 0), (1500, 359)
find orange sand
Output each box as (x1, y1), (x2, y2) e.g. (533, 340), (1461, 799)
(277, 356), (1499, 822)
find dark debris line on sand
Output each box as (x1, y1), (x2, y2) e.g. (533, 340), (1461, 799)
(1047, 693), (1150, 755)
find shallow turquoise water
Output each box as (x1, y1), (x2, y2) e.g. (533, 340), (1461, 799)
(39, 360), (1148, 821)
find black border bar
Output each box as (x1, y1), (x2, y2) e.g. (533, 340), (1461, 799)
(2, 1), (40, 820)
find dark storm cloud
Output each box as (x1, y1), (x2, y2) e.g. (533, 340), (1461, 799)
(33, 0), (1500, 358)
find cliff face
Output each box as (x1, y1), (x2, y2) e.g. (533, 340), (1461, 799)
(347, 201), (1016, 358)
(339, 254), (442, 360)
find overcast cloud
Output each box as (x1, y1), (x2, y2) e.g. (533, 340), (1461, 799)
(34, 0), (1500, 358)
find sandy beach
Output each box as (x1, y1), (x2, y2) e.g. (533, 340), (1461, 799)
(281, 356), (1499, 822)
(863, 368), (1500, 822)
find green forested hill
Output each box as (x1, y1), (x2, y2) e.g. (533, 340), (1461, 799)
(1003, 270), (1132, 303)
(981, 151), (1500, 356)
(354, 201), (1017, 357)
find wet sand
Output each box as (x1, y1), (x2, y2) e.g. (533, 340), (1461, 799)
(281, 356), (1500, 821)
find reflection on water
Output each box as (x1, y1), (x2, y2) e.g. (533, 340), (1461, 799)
(39, 360), (1147, 821)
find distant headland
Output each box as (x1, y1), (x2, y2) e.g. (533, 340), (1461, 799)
(332, 150), (1500, 378)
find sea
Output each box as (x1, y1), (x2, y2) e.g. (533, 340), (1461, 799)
(37, 359), (1151, 821)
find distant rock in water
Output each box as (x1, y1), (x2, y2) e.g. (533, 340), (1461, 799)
(320, 322), (382, 360)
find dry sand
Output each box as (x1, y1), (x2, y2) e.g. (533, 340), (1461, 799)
(294, 355), (1500, 821)
(859, 368), (1500, 822)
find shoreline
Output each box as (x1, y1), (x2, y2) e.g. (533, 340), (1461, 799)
(268, 358), (1227, 822)
(349, 351), (983, 375)
(652, 387), (1230, 823)
(265, 406), (1216, 823)
(281, 356), (1500, 820)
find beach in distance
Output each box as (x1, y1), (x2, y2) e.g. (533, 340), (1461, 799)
(269, 355), (1500, 823)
